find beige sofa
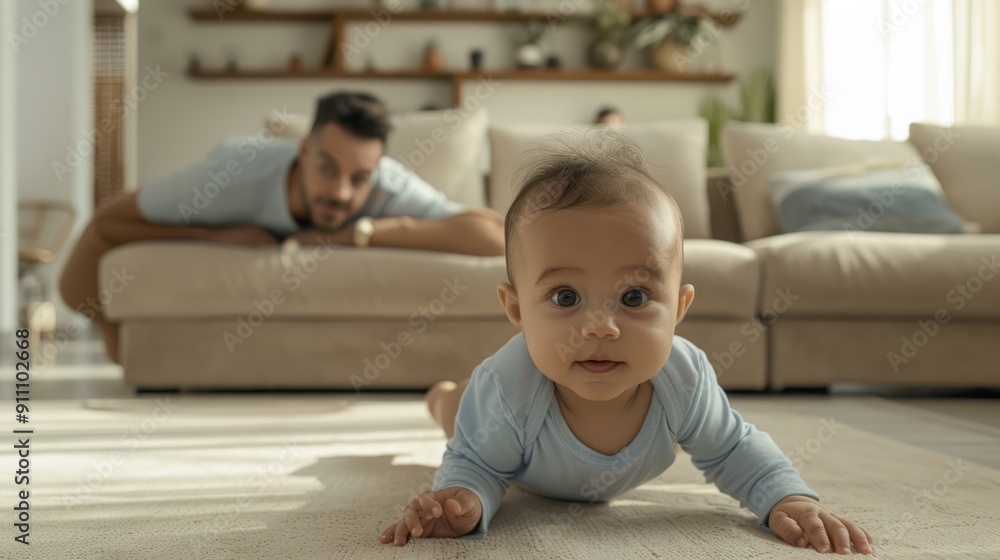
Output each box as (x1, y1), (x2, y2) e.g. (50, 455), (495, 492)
(719, 122), (1000, 389)
(100, 114), (999, 391)
(103, 114), (766, 390)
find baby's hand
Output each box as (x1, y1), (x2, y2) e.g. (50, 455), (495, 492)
(379, 487), (482, 547)
(769, 495), (875, 554)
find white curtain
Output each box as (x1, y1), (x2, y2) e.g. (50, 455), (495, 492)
(779, 0), (973, 140)
(777, 0), (826, 134)
(954, 0), (1000, 124)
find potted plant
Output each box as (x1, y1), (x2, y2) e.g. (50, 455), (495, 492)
(625, 12), (703, 72)
(513, 20), (546, 68)
(587, 0), (632, 69)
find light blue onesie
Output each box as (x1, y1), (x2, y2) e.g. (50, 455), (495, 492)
(433, 333), (820, 538)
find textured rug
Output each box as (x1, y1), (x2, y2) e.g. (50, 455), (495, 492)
(6, 395), (1000, 559)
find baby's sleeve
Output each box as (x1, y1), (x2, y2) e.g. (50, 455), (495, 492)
(676, 350), (820, 531)
(433, 365), (526, 539)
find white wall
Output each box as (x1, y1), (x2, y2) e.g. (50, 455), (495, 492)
(15, 0), (94, 326)
(138, 0), (778, 184)
(0, 1), (18, 333)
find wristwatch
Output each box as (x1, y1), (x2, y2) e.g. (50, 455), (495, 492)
(353, 217), (375, 247)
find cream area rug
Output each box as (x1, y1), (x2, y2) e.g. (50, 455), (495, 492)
(7, 395), (1000, 559)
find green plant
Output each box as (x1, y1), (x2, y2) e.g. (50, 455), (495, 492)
(513, 20), (546, 45)
(698, 69), (776, 167)
(625, 13), (703, 50)
(590, 0), (632, 42)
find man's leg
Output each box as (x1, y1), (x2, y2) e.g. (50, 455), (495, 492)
(425, 378), (471, 439)
(58, 222), (124, 364)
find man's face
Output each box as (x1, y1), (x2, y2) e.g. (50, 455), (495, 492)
(501, 204), (693, 403)
(298, 123), (383, 231)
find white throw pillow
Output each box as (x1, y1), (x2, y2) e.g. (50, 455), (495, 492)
(909, 122), (999, 234)
(488, 120), (710, 239)
(266, 109), (489, 207)
(721, 122), (922, 241)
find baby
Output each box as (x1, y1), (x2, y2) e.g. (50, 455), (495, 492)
(380, 130), (874, 555)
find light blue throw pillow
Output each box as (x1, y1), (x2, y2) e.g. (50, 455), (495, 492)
(766, 163), (965, 234)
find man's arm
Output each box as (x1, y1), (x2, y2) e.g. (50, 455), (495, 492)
(93, 193), (276, 247)
(289, 207), (505, 256)
(369, 207), (504, 256)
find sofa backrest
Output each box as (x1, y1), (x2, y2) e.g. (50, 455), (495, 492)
(909, 123), (1000, 234)
(488, 120), (711, 239)
(720, 122), (923, 241)
(267, 108), (489, 207)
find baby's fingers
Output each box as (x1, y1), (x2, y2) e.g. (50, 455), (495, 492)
(802, 512), (833, 553)
(418, 493), (443, 518)
(770, 511), (809, 549)
(833, 514), (874, 555)
(404, 501), (425, 538)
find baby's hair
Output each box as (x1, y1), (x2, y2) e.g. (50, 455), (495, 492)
(504, 128), (684, 286)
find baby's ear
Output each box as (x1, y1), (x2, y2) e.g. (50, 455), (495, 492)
(497, 282), (523, 330)
(675, 284), (695, 324)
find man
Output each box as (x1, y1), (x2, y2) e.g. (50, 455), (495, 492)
(59, 91), (505, 364)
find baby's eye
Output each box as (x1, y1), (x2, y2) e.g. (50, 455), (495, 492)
(621, 289), (648, 308)
(550, 289), (580, 308)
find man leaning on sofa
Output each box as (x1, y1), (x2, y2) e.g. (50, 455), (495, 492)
(59, 91), (506, 364)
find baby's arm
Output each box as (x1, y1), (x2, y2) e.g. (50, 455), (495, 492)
(379, 365), (525, 546)
(676, 351), (873, 554)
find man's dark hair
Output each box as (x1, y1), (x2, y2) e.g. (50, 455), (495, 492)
(595, 106), (621, 121)
(310, 92), (392, 144)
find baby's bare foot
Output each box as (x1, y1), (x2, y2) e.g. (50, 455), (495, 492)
(425, 380), (468, 439)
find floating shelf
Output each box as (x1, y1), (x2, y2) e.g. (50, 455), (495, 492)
(186, 7), (737, 107)
(188, 68), (735, 83)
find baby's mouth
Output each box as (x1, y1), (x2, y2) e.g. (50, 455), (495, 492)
(576, 360), (623, 374)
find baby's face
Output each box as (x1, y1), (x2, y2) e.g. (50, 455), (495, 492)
(500, 203), (694, 402)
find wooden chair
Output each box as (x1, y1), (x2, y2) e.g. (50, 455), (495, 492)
(18, 200), (77, 337)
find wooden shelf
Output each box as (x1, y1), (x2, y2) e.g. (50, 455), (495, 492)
(188, 68), (734, 83)
(189, 8), (574, 23)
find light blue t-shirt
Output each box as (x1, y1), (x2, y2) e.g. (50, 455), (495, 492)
(434, 333), (820, 539)
(137, 136), (465, 238)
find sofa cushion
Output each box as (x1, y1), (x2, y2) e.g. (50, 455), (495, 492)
(101, 243), (509, 321)
(681, 239), (759, 320)
(266, 108), (489, 207)
(721, 122), (922, 241)
(489, 120), (711, 238)
(101, 239), (758, 323)
(766, 162), (965, 234)
(747, 231), (1000, 319)
(909, 123), (1000, 234)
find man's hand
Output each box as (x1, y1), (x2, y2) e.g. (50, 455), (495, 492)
(208, 224), (278, 247)
(769, 495), (874, 554)
(379, 487), (482, 547)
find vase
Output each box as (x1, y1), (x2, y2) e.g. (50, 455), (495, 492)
(515, 43), (544, 68)
(587, 39), (622, 69)
(646, 0), (676, 14)
(651, 39), (691, 73)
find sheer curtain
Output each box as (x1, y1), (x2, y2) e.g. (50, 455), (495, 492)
(778, 0), (993, 140)
(953, 0), (1000, 124)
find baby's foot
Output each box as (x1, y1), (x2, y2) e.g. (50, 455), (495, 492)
(425, 380), (464, 439)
